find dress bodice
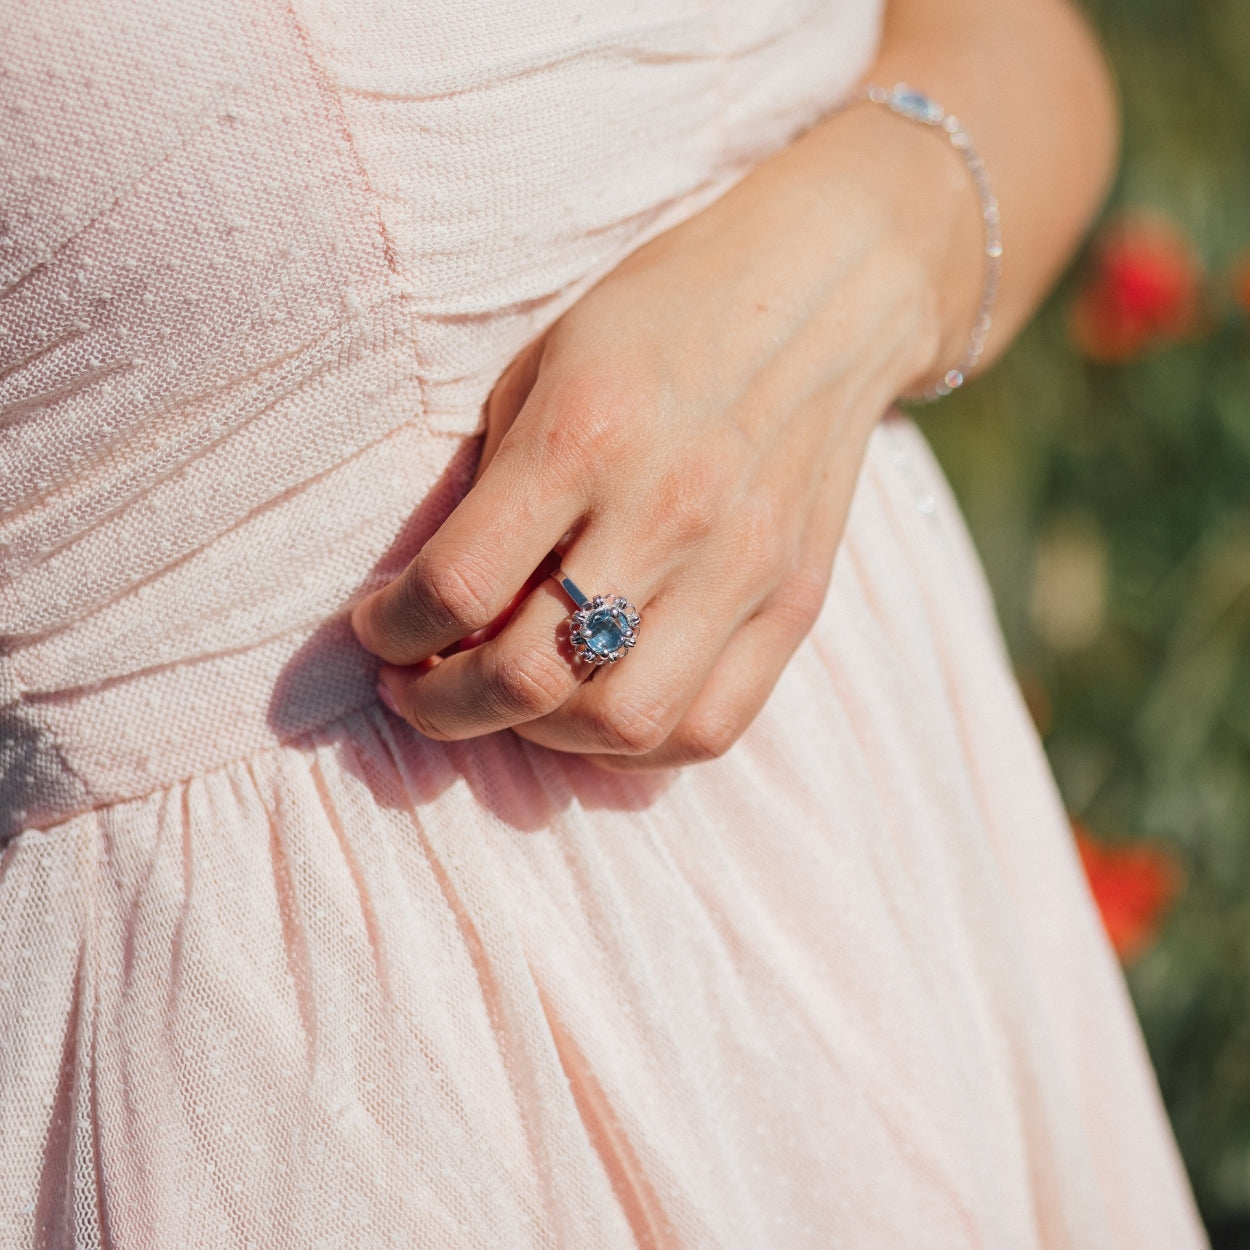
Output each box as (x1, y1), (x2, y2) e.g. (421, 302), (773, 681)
(0, 0), (881, 834)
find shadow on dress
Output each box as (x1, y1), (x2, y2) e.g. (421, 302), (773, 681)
(0, 705), (92, 850)
(266, 438), (672, 834)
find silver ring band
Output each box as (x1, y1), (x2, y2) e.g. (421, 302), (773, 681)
(550, 567), (641, 665)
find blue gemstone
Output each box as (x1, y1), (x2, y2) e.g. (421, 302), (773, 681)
(582, 607), (626, 656)
(892, 89), (942, 124)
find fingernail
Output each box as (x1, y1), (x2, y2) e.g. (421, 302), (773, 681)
(376, 682), (400, 716)
(349, 599), (370, 644)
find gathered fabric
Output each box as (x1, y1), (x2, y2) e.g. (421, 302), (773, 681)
(0, 0), (1207, 1246)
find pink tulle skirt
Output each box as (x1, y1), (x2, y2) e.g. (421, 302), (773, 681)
(0, 0), (1207, 1244)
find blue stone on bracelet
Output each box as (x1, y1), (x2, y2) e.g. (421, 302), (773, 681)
(583, 607), (627, 656)
(892, 89), (943, 124)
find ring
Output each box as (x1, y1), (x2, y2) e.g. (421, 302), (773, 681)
(550, 568), (641, 665)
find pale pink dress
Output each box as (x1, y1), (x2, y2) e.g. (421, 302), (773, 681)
(0, 0), (1209, 1246)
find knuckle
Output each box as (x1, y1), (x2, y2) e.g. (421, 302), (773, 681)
(733, 497), (788, 583)
(775, 564), (831, 633)
(590, 695), (672, 755)
(407, 554), (496, 634)
(489, 649), (576, 719)
(539, 373), (637, 478)
(656, 452), (734, 543)
(672, 711), (742, 764)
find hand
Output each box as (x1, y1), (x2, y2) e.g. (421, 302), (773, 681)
(351, 105), (980, 768)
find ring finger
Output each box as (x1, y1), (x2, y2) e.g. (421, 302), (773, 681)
(508, 565), (761, 758)
(378, 543), (670, 741)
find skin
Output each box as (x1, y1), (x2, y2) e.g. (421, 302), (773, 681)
(352, 0), (1119, 770)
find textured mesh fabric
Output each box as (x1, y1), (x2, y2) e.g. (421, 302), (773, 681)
(0, 1), (1208, 1247)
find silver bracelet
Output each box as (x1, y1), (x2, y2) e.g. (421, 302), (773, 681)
(853, 83), (1003, 401)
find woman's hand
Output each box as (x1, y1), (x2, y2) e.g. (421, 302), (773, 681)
(350, 0), (1118, 768)
(349, 102), (987, 769)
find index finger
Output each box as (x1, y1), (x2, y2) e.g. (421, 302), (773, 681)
(350, 426), (581, 666)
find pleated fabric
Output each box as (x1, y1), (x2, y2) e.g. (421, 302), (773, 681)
(0, 1), (1208, 1246)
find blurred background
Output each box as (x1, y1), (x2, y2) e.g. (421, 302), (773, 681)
(915, 0), (1250, 1242)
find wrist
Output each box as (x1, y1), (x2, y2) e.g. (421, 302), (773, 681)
(858, 85), (1002, 398)
(793, 95), (991, 398)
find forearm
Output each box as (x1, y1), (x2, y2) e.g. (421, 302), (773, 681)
(783, 0), (1121, 393)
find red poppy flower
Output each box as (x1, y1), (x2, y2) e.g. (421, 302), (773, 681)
(1072, 821), (1183, 963)
(1068, 211), (1203, 361)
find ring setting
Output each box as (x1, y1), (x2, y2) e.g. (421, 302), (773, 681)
(550, 569), (640, 665)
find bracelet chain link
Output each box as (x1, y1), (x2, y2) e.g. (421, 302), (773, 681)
(853, 83), (1003, 402)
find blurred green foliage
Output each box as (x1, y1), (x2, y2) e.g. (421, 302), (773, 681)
(916, 1), (1250, 1242)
